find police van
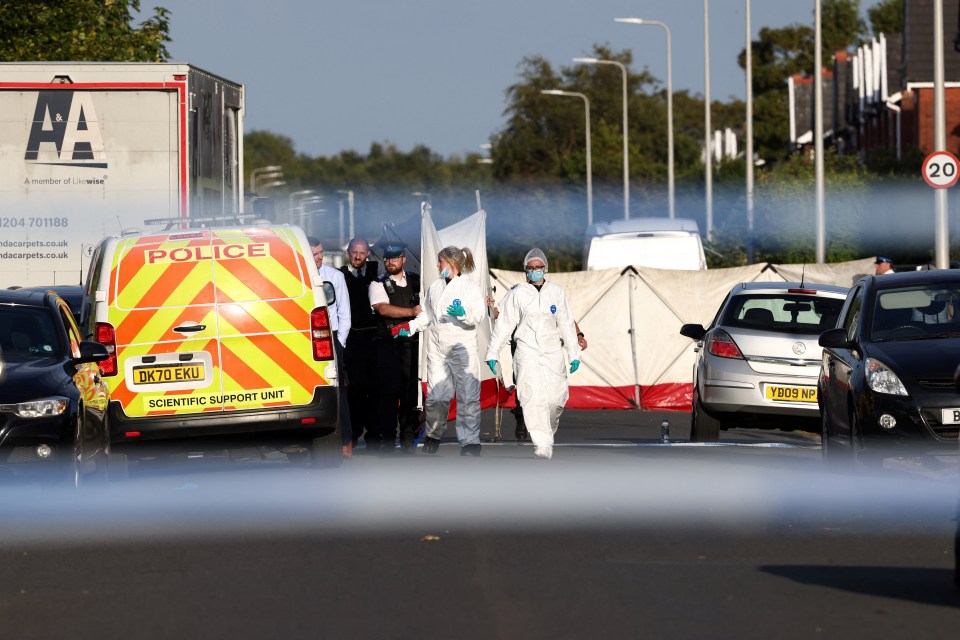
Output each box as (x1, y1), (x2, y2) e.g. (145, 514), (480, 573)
(82, 224), (341, 467)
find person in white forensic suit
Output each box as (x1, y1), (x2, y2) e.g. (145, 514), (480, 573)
(392, 246), (486, 456)
(484, 248), (580, 459)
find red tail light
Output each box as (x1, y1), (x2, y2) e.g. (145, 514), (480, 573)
(310, 308), (334, 360)
(95, 322), (118, 376)
(706, 329), (744, 359)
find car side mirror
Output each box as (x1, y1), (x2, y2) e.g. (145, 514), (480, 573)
(680, 323), (706, 341)
(73, 340), (109, 364)
(322, 281), (336, 307)
(819, 328), (852, 349)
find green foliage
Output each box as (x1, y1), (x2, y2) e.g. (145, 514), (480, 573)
(867, 0), (904, 35)
(0, 0), (170, 62)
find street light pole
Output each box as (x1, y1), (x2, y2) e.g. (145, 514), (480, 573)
(934, 0), (949, 268)
(704, 0), (713, 239)
(336, 189), (354, 242)
(815, 0), (826, 264)
(289, 190), (314, 227)
(574, 57), (630, 220)
(542, 89), (593, 226)
(615, 18), (674, 220)
(250, 165), (282, 194)
(745, 0), (755, 264)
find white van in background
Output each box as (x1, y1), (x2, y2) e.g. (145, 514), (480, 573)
(583, 218), (708, 271)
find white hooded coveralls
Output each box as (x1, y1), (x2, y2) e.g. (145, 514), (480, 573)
(409, 275), (486, 445)
(485, 281), (580, 455)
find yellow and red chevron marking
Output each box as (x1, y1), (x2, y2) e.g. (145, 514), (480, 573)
(106, 227), (328, 419)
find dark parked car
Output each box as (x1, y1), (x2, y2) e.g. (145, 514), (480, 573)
(680, 282), (848, 441)
(0, 289), (111, 485)
(819, 270), (960, 464)
(15, 285), (84, 327)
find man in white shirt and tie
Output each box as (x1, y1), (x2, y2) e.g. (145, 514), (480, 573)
(310, 237), (353, 458)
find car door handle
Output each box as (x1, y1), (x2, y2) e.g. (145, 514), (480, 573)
(173, 323), (206, 333)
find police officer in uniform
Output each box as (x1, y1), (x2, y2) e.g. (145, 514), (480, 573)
(340, 237), (381, 449)
(369, 241), (422, 453)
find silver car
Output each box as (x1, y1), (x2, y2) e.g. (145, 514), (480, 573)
(680, 282), (849, 442)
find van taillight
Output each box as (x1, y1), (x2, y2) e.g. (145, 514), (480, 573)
(95, 322), (118, 376)
(310, 308), (334, 361)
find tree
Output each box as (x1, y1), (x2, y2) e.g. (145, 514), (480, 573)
(867, 0), (904, 35)
(738, 0), (867, 162)
(493, 45), (719, 185)
(0, 0), (170, 62)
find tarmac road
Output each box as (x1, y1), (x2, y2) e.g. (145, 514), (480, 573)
(1, 409), (958, 639)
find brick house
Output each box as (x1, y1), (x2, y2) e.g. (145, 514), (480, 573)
(791, 0), (960, 159)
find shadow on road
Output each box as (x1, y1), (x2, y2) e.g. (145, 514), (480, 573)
(760, 565), (960, 607)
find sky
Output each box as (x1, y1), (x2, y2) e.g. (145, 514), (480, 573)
(155, 0), (887, 159)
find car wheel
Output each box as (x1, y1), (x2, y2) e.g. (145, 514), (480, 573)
(691, 388), (721, 443)
(311, 431), (343, 468)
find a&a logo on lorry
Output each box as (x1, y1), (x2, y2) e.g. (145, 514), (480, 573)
(24, 91), (107, 168)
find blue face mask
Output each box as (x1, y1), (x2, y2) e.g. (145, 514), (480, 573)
(528, 269), (544, 283)
(440, 268), (451, 279)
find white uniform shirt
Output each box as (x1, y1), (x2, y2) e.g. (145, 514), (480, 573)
(368, 272), (411, 309)
(409, 275), (486, 344)
(485, 281), (581, 363)
(319, 263), (351, 347)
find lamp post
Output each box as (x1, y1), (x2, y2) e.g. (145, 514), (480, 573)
(615, 17), (674, 220)
(814, 0), (826, 264)
(542, 89), (593, 226)
(573, 57), (630, 220)
(477, 143), (493, 164)
(934, 0), (949, 268)
(250, 165), (282, 193)
(336, 189), (354, 243)
(745, 0), (755, 264)
(299, 196), (324, 234)
(704, 0), (713, 239)
(289, 190), (314, 226)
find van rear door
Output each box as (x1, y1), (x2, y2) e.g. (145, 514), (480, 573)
(211, 227), (331, 411)
(109, 232), (223, 417)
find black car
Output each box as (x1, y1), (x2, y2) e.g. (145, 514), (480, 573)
(0, 289), (112, 485)
(15, 285), (85, 327)
(819, 270), (960, 464)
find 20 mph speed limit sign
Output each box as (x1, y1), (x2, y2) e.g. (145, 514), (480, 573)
(922, 150), (960, 189)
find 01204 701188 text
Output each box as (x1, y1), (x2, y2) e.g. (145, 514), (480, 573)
(0, 217), (69, 228)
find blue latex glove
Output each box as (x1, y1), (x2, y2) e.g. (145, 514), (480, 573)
(569, 359), (580, 374)
(393, 328), (410, 339)
(486, 359), (498, 375)
(446, 303), (466, 317)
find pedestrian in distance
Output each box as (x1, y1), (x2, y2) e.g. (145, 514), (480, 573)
(309, 237), (353, 459)
(339, 237), (382, 451)
(485, 248), (581, 459)
(393, 246), (485, 456)
(369, 241), (422, 453)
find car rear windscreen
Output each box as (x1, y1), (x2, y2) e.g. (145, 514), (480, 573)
(721, 294), (845, 335)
